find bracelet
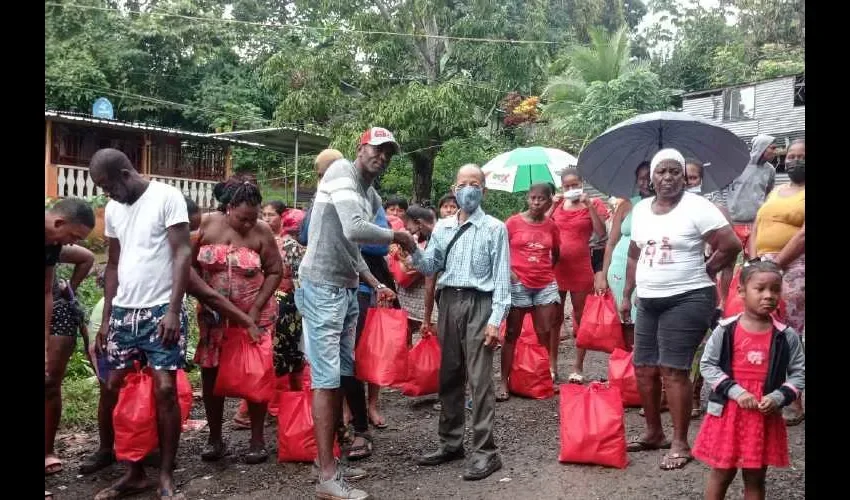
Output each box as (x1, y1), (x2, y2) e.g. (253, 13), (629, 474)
(375, 283), (387, 290)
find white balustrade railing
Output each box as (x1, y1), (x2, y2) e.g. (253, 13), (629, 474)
(54, 165), (218, 209)
(56, 165), (101, 199)
(149, 174), (217, 209)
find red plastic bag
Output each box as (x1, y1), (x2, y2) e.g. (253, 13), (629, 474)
(176, 369), (193, 423)
(389, 253), (422, 289)
(113, 368), (158, 462)
(607, 349), (641, 408)
(576, 292), (625, 353)
(114, 367), (194, 462)
(401, 331), (441, 397)
(559, 382), (628, 469)
(724, 268), (787, 321)
(508, 316), (554, 400)
(276, 390), (341, 462)
(214, 328), (275, 403)
(355, 308), (410, 386)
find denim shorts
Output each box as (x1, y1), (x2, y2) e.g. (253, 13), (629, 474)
(295, 279), (359, 390)
(510, 281), (561, 308)
(634, 286), (716, 371)
(105, 303), (188, 371)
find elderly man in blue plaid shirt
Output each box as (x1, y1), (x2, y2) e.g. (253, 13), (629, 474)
(406, 163), (511, 481)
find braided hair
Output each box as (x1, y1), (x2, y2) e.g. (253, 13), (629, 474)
(214, 175), (263, 212)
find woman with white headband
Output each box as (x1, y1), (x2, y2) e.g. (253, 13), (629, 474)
(620, 148), (741, 470)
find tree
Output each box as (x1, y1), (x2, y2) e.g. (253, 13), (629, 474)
(543, 26), (644, 127)
(642, 0), (805, 91)
(545, 68), (671, 152)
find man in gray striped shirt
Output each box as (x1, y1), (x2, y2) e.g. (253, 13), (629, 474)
(296, 127), (415, 500)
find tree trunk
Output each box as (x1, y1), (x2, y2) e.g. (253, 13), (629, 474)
(411, 149), (438, 204)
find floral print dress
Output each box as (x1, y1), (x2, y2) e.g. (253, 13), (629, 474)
(274, 235), (306, 375)
(194, 244), (277, 368)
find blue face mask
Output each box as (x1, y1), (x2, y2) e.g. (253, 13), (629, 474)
(455, 185), (483, 213)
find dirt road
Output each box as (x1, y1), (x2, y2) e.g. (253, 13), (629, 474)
(48, 324), (805, 499)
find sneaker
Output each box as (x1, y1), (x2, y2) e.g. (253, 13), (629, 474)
(316, 468), (369, 500)
(313, 460), (369, 482)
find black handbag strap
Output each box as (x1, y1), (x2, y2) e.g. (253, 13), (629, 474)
(441, 222), (471, 272)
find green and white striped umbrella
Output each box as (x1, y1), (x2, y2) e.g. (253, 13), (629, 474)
(482, 146), (578, 193)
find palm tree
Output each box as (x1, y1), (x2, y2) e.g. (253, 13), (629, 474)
(543, 25), (643, 116)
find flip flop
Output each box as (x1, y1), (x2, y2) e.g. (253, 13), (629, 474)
(245, 447), (269, 465)
(691, 407), (703, 418)
(567, 373), (585, 384)
(94, 480), (155, 500)
(345, 432), (373, 461)
(232, 415), (251, 430)
(200, 441), (229, 462)
(45, 456), (63, 475)
(659, 452), (693, 470)
(627, 436), (672, 452)
(79, 449), (116, 475)
(46, 491), (53, 499)
(369, 416), (388, 429)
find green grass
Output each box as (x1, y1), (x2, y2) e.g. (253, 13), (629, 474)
(62, 376), (100, 429)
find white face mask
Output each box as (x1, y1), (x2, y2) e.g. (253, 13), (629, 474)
(686, 185), (702, 194)
(564, 188), (584, 201)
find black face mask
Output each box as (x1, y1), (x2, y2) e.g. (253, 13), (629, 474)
(785, 159), (805, 183)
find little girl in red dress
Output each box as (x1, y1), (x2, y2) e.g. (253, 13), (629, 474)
(692, 261), (805, 500)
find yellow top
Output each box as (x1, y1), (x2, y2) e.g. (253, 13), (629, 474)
(754, 187), (805, 256)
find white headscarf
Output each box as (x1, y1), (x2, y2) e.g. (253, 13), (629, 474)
(650, 148), (686, 179)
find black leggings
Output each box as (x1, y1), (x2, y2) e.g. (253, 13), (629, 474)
(340, 291), (373, 433)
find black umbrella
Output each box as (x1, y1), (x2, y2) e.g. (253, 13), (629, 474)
(577, 111), (750, 197)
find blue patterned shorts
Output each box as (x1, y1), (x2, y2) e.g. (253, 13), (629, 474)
(106, 303), (188, 371)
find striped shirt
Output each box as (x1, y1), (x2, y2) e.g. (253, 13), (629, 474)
(299, 159), (393, 289)
(411, 208), (511, 327)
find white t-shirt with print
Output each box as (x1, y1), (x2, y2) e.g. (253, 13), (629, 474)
(104, 181), (189, 308)
(631, 192), (728, 299)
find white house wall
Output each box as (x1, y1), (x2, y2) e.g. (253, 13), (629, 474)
(682, 76), (805, 139)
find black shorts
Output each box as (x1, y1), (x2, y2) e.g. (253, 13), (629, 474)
(50, 299), (84, 337)
(634, 286), (716, 371)
(591, 248), (605, 274)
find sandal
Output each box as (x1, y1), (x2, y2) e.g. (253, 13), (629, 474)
(659, 451), (693, 470)
(159, 491), (186, 500)
(369, 416), (388, 429)
(79, 449), (116, 475)
(345, 432), (374, 461)
(46, 491), (53, 500)
(691, 407), (703, 418)
(45, 455), (63, 476)
(200, 441), (229, 462)
(245, 447), (269, 465)
(567, 373), (585, 384)
(627, 436), (672, 452)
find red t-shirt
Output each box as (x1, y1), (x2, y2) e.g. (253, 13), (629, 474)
(505, 214), (561, 289)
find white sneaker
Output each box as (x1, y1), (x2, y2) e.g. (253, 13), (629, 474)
(312, 460), (368, 481)
(316, 468), (369, 500)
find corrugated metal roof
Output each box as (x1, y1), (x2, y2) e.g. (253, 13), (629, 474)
(207, 127), (330, 155)
(45, 110), (266, 149)
(682, 73), (803, 98)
